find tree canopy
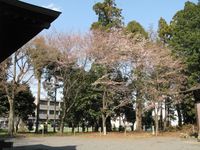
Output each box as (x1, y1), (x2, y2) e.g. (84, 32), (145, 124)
(125, 20), (148, 39)
(169, 2), (200, 85)
(91, 0), (123, 31)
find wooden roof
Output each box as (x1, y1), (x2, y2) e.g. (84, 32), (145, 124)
(0, 0), (61, 63)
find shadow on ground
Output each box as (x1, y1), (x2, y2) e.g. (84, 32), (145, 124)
(14, 144), (76, 150)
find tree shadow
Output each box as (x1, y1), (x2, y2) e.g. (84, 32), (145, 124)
(13, 144), (76, 150)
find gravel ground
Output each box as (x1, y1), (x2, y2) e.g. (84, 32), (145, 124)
(10, 136), (200, 150)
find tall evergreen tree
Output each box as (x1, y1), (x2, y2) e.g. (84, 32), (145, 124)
(158, 17), (171, 44)
(159, 1), (200, 125)
(125, 20), (148, 39)
(125, 21), (148, 131)
(91, 0), (123, 30)
(169, 2), (200, 85)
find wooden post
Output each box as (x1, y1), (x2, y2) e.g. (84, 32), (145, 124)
(196, 103), (200, 142)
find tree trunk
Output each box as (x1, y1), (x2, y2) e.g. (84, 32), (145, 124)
(102, 114), (107, 135)
(82, 123), (85, 132)
(53, 86), (57, 133)
(72, 122), (75, 133)
(8, 53), (17, 136)
(60, 113), (65, 134)
(163, 100), (168, 131)
(106, 116), (112, 132)
(135, 99), (142, 131)
(154, 110), (159, 136)
(94, 121), (99, 132)
(15, 116), (20, 133)
(124, 120), (127, 136)
(102, 90), (107, 135)
(159, 103), (163, 130)
(8, 98), (14, 136)
(77, 123), (80, 133)
(176, 104), (182, 127)
(35, 76), (41, 133)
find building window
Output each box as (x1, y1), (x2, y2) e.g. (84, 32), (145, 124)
(39, 110), (47, 114)
(50, 101), (59, 106)
(40, 101), (48, 105)
(49, 110), (59, 115)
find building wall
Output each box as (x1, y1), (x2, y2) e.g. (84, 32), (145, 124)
(29, 99), (63, 123)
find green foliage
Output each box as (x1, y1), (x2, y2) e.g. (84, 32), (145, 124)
(0, 87), (8, 116)
(142, 110), (153, 128)
(91, 0), (123, 31)
(158, 17), (171, 44)
(63, 64), (104, 128)
(14, 85), (36, 120)
(169, 1), (200, 85)
(0, 84), (35, 121)
(125, 20), (148, 39)
(181, 95), (196, 124)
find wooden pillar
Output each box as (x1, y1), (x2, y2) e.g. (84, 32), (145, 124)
(197, 103), (200, 141)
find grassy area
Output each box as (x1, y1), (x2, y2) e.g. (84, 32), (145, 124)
(0, 128), (7, 134)
(0, 128), (9, 138)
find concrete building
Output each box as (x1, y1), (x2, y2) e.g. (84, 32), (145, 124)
(28, 99), (63, 125)
(0, 117), (8, 129)
(38, 99), (63, 122)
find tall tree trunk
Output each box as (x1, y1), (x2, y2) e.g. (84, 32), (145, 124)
(102, 114), (107, 135)
(94, 120), (99, 132)
(135, 98), (142, 131)
(176, 103), (182, 127)
(35, 76), (41, 133)
(154, 109), (159, 136)
(106, 116), (112, 132)
(60, 112), (66, 134)
(159, 103), (163, 130)
(77, 123), (80, 133)
(163, 100), (168, 131)
(8, 53), (16, 136)
(60, 96), (67, 134)
(8, 97), (14, 136)
(102, 90), (107, 135)
(72, 122), (75, 133)
(53, 86), (57, 133)
(82, 123), (85, 132)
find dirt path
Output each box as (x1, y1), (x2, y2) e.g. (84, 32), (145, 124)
(12, 135), (200, 150)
